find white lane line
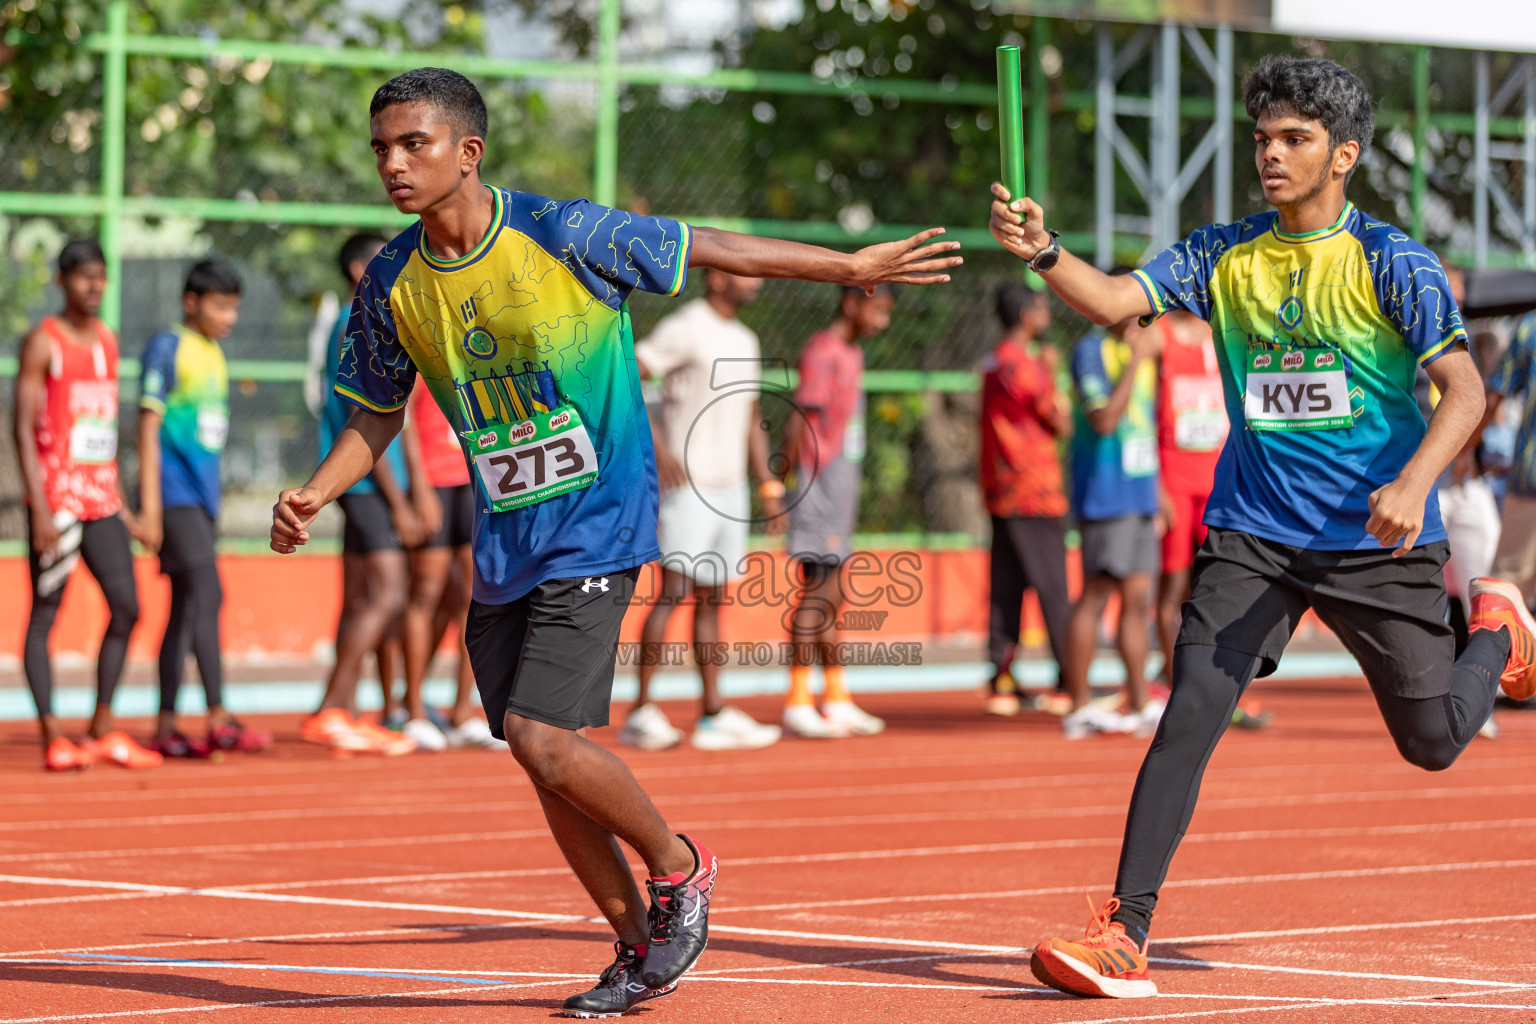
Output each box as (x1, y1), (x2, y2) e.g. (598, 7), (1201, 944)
(1, 923), (525, 960)
(1145, 956), (1532, 989)
(2, 957), (590, 980)
(0, 978), (563, 1024)
(0, 892), (160, 909)
(1158, 911), (1536, 945)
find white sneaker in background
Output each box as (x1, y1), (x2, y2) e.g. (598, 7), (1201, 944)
(1062, 703), (1139, 740)
(1135, 697), (1167, 737)
(1479, 713), (1499, 740)
(690, 706), (782, 750)
(404, 717), (449, 752)
(445, 716), (503, 749)
(617, 703), (684, 751)
(821, 700), (885, 736)
(782, 703), (851, 739)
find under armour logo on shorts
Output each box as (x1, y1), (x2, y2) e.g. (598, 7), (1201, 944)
(581, 576), (610, 593)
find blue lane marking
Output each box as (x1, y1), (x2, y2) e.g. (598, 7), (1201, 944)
(59, 952), (510, 986)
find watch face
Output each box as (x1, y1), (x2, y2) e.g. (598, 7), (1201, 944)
(1032, 247), (1061, 273)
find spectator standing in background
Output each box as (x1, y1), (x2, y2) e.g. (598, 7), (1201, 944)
(299, 234), (420, 756)
(138, 259), (271, 757)
(1062, 282), (1162, 739)
(1482, 309), (1536, 608)
(621, 270), (786, 752)
(779, 285), (894, 739)
(978, 282), (1073, 717)
(14, 240), (158, 771)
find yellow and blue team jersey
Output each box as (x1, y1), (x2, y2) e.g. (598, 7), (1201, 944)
(1132, 201), (1466, 550)
(1489, 311), (1536, 498)
(140, 323), (229, 517)
(1069, 332), (1161, 521)
(336, 185), (690, 602)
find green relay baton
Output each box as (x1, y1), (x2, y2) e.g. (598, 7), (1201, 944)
(996, 45), (1027, 205)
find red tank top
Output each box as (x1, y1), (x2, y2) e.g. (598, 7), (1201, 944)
(410, 380), (471, 488)
(35, 316), (121, 521)
(1157, 319), (1228, 494)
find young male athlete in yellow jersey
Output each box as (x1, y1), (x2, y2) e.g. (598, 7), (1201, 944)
(989, 54), (1536, 999)
(269, 68), (960, 1017)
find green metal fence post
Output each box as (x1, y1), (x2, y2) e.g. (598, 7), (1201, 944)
(593, 0), (621, 206)
(99, 0), (129, 331)
(1029, 17), (1050, 207)
(1412, 45), (1430, 240)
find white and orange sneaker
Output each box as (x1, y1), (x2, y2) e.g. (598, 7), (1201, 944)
(1469, 577), (1536, 701)
(300, 708), (375, 752)
(44, 736), (94, 772)
(85, 731), (164, 770)
(352, 715), (417, 756)
(1030, 896), (1156, 998)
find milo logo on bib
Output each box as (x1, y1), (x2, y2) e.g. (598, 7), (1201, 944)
(1243, 347), (1353, 432)
(508, 420), (537, 444)
(463, 403), (599, 513)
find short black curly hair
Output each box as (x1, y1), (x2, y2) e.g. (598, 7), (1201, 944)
(370, 67), (488, 142)
(1243, 55), (1374, 182)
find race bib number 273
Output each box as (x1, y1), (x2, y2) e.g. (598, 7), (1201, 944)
(1243, 348), (1353, 432)
(464, 406), (599, 512)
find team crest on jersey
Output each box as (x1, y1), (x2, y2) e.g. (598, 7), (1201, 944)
(463, 326), (497, 360)
(1278, 296), (1304, 331)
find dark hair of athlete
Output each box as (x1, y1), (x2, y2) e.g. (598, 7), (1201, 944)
(995, 281), (1046, 329)
(370, 67), (488, 142)
(58, 239), (105, 276)
(338, 233), (388, 280)
(1243, 55), (1375, 183)
(184, 259), (242, 297)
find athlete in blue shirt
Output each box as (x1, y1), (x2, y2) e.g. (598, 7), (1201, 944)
(989, 54), (1536, 1000)
(269, 68), (961, 1015)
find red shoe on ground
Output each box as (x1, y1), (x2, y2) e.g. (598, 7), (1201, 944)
(88, 731), (165, 769)
(1469, 577), (1536, 701)
(44, 736), (94, 772)
(209, 718), (274, 753)
(148, 731), (211, 759)
(1030, 895), (1157, 998)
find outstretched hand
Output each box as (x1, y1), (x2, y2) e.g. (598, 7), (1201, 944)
(989, 182), (1054, 261)
(271, 486), (325, 554)
(846, 228), (963, 293)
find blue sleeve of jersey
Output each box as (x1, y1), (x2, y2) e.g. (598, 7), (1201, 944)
(1491, 314), (1536, 398)
(548, 198), (692, 308)
(1368, 236), (1467, 366)
(138, 330), (178, 414)
(334, 253), (416, 415)
(1071, 337), (1111, 410)
(1131, 221), (1249, 323)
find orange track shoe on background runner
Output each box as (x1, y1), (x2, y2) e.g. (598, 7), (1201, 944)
(44, 736), (94, 772)
(1469, 578), (1536, 701)
(1030, 896), (1157, 998)
(84, 732), (164, 770)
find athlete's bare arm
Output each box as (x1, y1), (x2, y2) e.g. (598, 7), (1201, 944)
(398, 414), (442, 538)
(988, 183), (1153, 326)
(1366, 348), (1485, 555)
(270, 406), (405, 553)
(747, 398), (786, 535)
(12, 326), (59, 554)
(688, 226), (962, 292)
(136, 409), (164, 553)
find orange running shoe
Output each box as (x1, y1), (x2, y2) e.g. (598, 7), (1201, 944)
(44, 736), (93, 772)
(351, 716), (417, 756)
(1030, 895), (1156, 998)
(301, 708), (375, 752)
(1469, 577), (1536, 701)
(85, 731), (164, 770)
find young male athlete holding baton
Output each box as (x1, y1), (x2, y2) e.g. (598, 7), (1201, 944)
(989, 54), (1536, 999)
(270, 68), (960, 1017)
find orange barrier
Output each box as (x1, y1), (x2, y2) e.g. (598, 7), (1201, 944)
(0, 549), (1060, 665)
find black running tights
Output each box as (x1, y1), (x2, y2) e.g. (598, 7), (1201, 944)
(24, 514), (140, 718)
(1110, 631), (1508, 942)
(158, 563), (224, 713)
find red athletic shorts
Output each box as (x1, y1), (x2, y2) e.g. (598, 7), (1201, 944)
(1161, 484), (1211, 574)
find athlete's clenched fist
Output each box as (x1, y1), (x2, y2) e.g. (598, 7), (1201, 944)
(270, 486), (326, 553)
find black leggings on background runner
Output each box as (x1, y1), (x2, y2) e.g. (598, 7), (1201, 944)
(987, 515), (1071, 676)
(24, 514), (140, 717)
(1110, 631), (1508, 943)
(158, 563), (224, 713)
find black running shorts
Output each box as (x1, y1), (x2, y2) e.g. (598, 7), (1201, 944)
(466, 567), (640, 736)
(422, 484), (474, 550)
(337, 493), (401, 555)
(1178, 527), (1454, 699)
(160, 505), (218, 576)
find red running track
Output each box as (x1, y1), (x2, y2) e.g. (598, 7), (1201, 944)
(1, 678), (1533, 1023)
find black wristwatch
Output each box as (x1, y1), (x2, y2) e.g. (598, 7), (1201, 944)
(1025, 229), (1062, 273)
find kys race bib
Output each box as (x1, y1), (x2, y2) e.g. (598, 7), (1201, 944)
(465, 405), (599, 512)
(1243, 348), (1352, 431)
